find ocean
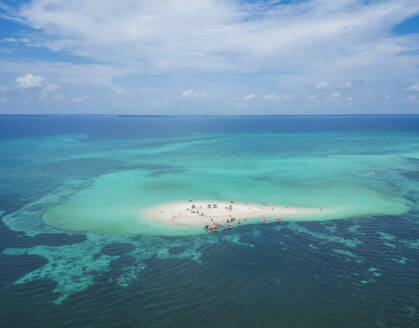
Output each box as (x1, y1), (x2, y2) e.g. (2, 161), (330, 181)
(0, 115), (418, 327)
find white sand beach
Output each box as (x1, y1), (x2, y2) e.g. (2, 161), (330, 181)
(144, 200), (328, 227)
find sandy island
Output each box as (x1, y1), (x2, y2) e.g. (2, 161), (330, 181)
(144, 200), (329, 227)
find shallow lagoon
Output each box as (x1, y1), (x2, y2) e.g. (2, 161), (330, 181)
(40, 135), (409, 235)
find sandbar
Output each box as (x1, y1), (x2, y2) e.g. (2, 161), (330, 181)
(144, 200), (330, 227)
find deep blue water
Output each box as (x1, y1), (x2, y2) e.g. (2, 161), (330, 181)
(1, 114), (419, 139)
(0, 115), (418, 328)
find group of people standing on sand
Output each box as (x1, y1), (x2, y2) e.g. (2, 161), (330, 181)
(204, 217), (245, 232)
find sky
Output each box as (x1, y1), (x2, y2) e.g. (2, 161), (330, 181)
(0, 0), (419, 114)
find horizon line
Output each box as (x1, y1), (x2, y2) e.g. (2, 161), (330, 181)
(1, 113), (419, 117)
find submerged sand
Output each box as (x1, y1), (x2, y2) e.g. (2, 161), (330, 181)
(144, 200), (330, 227)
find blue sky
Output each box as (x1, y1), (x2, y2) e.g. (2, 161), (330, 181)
(1, 0), (419, 114)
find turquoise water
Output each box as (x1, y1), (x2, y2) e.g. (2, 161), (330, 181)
(43, 133), (409, 235)
(0, 115), (418, 327)
(7, 130), (412, 235)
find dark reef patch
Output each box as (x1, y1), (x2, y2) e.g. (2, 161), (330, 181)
(0, 254), (48, 287)
(168, 246), (186, 255)
(101, 242), (135, 256)
(0, 217), (86, 252)
(109, 255), (137, 271)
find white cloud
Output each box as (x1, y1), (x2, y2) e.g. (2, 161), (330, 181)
(314, 82), (329, 90)
(263, 93), (291, 101)
(72, 95), (89, 103)
(1, 1), (419, 113)
(44, 83), (58, 93)
(341, 82), (353, 90)
(16, 74), (43, 88)
(405, 95), (418, 103)
(9, 0), (419, 74)
(242, 94), (256, 101)
(181, 88), (206, 98)
(3, 60), (129, 89)
(406, 82), (419, 92)
(14, 72), (63, 101)
(0, 86), (8, 93)
(3, 37), (31, 44)
(346, 96), (353, 103)
(328, 92), (341, 102)
(41, 83), (61, 100)
(308, 95), (319, 103)
(337, 80), (364, 90)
